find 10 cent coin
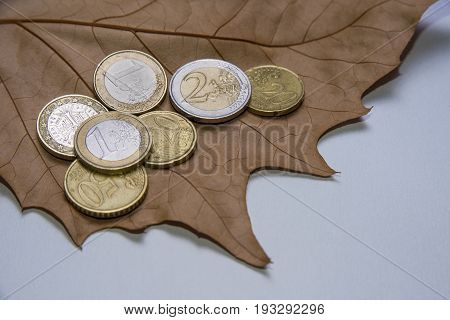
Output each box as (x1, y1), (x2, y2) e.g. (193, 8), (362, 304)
(245, 65), (304, 116)
(37, 94), (108, 160)
(169, 59), (251, 123)
(94, 50), (167, 114)
(139, 111), (197, 168)
(64, 160), (147, 218)
(74, 112), (152, 174)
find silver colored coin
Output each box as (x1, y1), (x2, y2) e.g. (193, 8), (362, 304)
(104, 59), (156, 104)
(85, 119), (141, 161)
(37, 95), (108, 160)
(94, 50), (167, 114)
(74, 112), (152, 174)
(169, 59), (251, 123)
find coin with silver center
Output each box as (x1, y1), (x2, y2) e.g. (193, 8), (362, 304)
(37, 95), (108, 160)
(74, 112), (152, 174)
(94, 50), (167, 114)
(169, 59), (251, 123)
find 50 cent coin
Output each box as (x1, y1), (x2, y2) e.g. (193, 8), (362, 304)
(64, 160), (147, 219)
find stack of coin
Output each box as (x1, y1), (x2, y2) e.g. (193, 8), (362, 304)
(37, 50), (304, 220)
(36, 51), (197, 219)
(93, 50), (198, 170)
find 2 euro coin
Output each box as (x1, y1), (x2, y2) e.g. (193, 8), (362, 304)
(169, 59), (251, 123)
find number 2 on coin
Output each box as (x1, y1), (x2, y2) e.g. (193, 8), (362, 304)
(183, 71), (208, 103)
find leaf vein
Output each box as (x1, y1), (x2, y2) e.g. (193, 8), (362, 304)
(17, 23), (93, 94)
(169, 168), (268, 264)
(0, 72), (62, 195)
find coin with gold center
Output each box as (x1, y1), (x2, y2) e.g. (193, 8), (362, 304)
(94, 50), (167, 114)
(139, 111), (197, 168)
(74, 112), (152, 174)
(64, 160), (147, 219)
(169, 59), (251, 123)
(37, 95), (108, 160)
(245, 65), (305, 116)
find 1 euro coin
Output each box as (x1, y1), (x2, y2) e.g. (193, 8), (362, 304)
(74, 112), (152, 174)
(94, 50), (167, 114)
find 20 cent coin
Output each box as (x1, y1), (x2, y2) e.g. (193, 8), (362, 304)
(139, 111), (197, 168)
(245, 65), (304, 116)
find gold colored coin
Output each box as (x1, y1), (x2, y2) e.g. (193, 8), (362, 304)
(245, 65), (304, 116)
(64, 160), (147, 219)
(74, 112), (152, 174)
(139, 111), (197, 168)
(37, 95), (108, 160)
(94, 50), (167, 114)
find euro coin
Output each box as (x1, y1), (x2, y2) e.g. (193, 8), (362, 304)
(139, 111), (197, 168)
(64, 160), (147, 218)
(74, 112), (152, 174)
(37, 94), (108, 160)
(245, 65), (304, 116)
(94, 50), (167, 114)
(169, 59), (251, 123)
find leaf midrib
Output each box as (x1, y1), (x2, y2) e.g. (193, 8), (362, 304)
(0, 0), (394, 49)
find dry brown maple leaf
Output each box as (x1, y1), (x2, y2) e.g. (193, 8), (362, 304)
(0, 0), (435, 267)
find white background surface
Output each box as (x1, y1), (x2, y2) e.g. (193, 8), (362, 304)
(1, 1), (449, 300)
